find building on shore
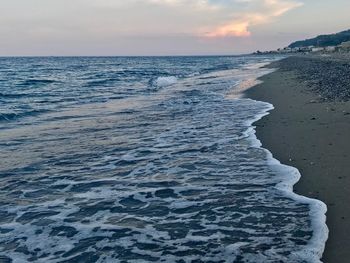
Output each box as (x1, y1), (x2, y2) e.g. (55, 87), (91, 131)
(340, 41), (350, 51)
(311, 47), (324, 52)
(253, 41), (350, 55)
(325, 46), (336, 52)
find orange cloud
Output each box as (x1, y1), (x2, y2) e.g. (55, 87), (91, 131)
(203, 0), (303, 38)
(204, 21), (251, 37)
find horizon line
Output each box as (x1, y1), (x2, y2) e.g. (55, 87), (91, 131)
(0, 53), (257, 58)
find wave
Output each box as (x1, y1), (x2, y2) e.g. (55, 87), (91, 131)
(0, 92), (28, 99)
(0, 109), (49, 122)
(245, 100), (328, 263)
(0, 55), (328, 262)
(153, 76), (178, 88)
(19, 79), (58, 86)
(84, 78), (121, 87)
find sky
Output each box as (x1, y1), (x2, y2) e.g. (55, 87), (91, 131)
(0, 0), (349, 56)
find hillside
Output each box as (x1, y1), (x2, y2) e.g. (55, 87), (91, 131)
(289, 29), (350, 48)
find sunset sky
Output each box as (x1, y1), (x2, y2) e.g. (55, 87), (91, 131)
(1, 0), (349, 56)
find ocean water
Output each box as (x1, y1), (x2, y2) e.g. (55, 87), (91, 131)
(0, 56), (328, 263)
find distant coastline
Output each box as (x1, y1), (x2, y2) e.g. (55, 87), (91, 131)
(253, 29), (350, 55)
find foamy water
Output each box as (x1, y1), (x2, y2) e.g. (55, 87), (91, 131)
(154, 76), (178, 87)
(0, 56), (327, 262)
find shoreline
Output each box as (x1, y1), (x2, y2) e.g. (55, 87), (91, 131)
(245, 55), (350, 262)
(244, 97), (328, 262)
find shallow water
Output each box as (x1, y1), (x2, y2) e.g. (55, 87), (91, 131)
(0, 56), (327, 262)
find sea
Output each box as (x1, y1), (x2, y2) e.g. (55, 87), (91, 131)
(0, 56), (328, 263)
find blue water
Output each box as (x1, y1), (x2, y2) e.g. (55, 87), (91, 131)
(0, 56), (327, 263)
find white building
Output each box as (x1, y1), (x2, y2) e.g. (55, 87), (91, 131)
(311, 47), (324, 52)
(340, 41), (350, 50)
(325, 46), (336, 52)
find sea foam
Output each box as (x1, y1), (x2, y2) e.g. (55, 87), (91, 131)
(0, 55), (328, 262)
(243, 100), (329, 263)
(154, 76), (178, 87)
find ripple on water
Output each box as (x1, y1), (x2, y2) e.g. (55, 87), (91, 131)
(0, 56), (326, 263)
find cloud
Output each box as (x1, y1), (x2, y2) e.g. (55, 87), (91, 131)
(203, 0), (303, 37)
(0, 0), (304, 44)
(83, 0), (303, 38)
(205, 21), (252, 37)
(88, 0), (217, 10)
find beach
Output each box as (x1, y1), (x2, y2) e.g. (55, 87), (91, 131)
(245, 55), (350, 262)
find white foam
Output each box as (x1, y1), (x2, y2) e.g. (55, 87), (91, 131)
(226, 59), (328, 262)
(0, 56), (329, 262)
(241, 98), (328, 262)
(155, 76), (178, 87)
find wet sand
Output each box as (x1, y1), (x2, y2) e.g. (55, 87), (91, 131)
(245, 56), (350, 262)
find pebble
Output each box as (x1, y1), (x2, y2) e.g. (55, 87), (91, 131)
(270, 56), (350, 101)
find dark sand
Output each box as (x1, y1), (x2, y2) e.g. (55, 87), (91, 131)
(245, 56), (350, 262)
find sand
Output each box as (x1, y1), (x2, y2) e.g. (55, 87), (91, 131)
(245, 58), (350, 262)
